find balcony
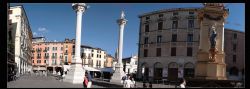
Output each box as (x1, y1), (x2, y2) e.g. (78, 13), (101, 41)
(170, 16), (180, 20)
(171, 42), (177, 46)
(187, 42), (193, 46)
(43, 50), (47, 52)
(44, 56), (49, 59)
(37, 49), (42, 53)
(64, 52), (68, 55)
(52, 56), (57, 59)
(187, 15), (196, 19)
(37, 56), (41, 59)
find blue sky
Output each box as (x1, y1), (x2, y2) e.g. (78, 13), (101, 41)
(10, 3), (245, 58)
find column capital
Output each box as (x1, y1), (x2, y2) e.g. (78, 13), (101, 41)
(72, 3), (88, 13)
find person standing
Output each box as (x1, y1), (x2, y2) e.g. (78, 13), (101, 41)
(87, 71), (92, 88)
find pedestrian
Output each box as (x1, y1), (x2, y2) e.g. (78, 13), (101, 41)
(179, 78), (186, 88)
(149, 82), (152, 88)
(87, 71), (93, 88)
(143, 82), (147, 88)
(131, 77), (136, 88)
(124, 75), (135, 88)
(121, 74), (127, 86)
(83, 72), (88, 88)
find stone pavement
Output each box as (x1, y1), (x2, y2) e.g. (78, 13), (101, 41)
(7, 74), (105, 88)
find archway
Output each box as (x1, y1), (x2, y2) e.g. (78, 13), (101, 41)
(141, 62), (149, 81)
(184, 62), (195, 78)
(229, 67), (239, 76)
(168, 62), (178, 81)
(154, 62), (163, 80)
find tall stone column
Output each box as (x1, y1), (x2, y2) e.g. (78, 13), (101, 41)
(64, 3), (88, 84)
(111, 11), (127, 83)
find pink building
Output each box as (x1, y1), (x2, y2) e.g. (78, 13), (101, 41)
(32, 38), (64, 74)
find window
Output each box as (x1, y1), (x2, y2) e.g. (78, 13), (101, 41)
(156, 48), (161, 57)
(171, 47), (176, 56)
(92, 54), (94, 57)
(173, 12), (178, 16)
(157, 35), (162, 43)
(187, 34), (193, 42)
(97, 54), (98, 58)
(159, 14), (163, 18)
(66, 50), (68, 53)
(187, 47), (193, 56)
(55, 47), (57, 50)
(37, 60), (39, 63)
(8, 31), (12, 41)
(189, 12), (194, 15)
(61, 47), (63, 51)
(146, 16), (150, 20)
(55, 53), (57, 58)
(172, 21), (178, 29)
(145, 24), (149, 32)
(33, 60), (34, 63)
(188, 20), (194, 28)
(172, 34), (177, 42)
(144, 37), (149, 44)
(65, 56), (68, 62)
(48, 47), (49, 51)
(233, 55), (236, 63)
(233, 33), (237, 39)
(44, 60), (46, 63)
(233, 44), (236, 52)
(144, 49), (148, 57)
(158, 22), (163, 30)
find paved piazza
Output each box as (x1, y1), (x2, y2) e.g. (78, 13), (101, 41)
(7, 74), (105, 88)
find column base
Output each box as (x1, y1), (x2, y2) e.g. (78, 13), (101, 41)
(64, 62), (85, 84)
(110, 63), (125, 84)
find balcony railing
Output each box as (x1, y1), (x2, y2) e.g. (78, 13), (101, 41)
(44, 56), (49, 59)
(37, 56), (41, 59)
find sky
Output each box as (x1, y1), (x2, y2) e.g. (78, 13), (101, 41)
(10, 3), (245, 58)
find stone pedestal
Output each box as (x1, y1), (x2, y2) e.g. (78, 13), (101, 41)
(64, 62), (85, 84)
(195, 51), (227, 80)
(110, 63), (125, 83)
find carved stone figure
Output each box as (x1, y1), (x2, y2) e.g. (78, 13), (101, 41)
(210, 25), (217, 48)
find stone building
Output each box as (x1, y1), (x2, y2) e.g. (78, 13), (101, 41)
(137, 7), (244, 81)
(224, 29), (245, 81)
(9, 5), (33, 77)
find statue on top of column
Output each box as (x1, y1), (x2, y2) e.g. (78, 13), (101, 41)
(121, 11), (125, 19)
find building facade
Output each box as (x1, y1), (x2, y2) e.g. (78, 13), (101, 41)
(122, 55), (138, 74)
(224, 29), (245, 80)
(80, 45), (107, 69)
(137, 7), (245, 81)
(7, 3), (17, 81)
(104, 54), (114, 68)
(32, 40), (65, 74)
(63, 39), (74, 65)
(9, 5), (33, 77)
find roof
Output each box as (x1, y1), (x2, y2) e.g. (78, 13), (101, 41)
(138, 7), (201, 18)
(32, 37), (45, 39)
(225, 28), (245, 34)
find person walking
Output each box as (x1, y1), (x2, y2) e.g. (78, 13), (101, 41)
(83, 72), (88, 88)
(143, 82), (147, 88)
(149, 82), (152, 88)
(179, 78), (186, 88)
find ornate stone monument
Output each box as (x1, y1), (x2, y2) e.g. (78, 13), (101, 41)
(195, 3), (229, 80)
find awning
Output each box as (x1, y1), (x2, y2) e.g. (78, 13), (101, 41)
(83, 67), (100, 72)
(100, 67), (114, 73)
